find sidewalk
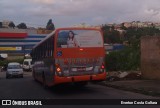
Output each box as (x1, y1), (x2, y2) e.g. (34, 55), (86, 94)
(100, 80), (160, 97)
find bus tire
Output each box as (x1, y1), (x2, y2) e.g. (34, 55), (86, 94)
(42, 73), (48, 89)
(32, 71), (36, 81)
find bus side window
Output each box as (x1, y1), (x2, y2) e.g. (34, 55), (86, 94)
(51, 36), (54, 57)
(41, 44), (44, 58)
(41, 46), (43, 58)
(41, 45), (43, 59)
(38, 46), (40, 59)
(35, 48), (37, 60)
(42, 43), (44, 58)
(45, 41), (47, 58)
(49, 37), (52, 57)
(47, 39), (49, 57)
(43, 43), (46, 58)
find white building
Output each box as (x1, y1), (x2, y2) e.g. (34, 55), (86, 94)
(2, 20), (12, 28)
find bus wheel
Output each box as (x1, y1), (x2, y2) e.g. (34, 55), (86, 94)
(42, 75), (48, 89)
(32, 71), (36, 81)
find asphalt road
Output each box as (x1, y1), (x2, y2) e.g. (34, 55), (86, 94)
(0, 71), (159, 108)
(0, 71), (157, 99)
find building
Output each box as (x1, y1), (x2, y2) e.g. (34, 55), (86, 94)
(137, 22), (144, 28)
(0, 28), (51, 55)
(2, 20), (11, 28)
(123, 22), (132, 28)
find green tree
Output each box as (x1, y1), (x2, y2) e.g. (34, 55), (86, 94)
(8, 21), (15, 28)
(106, 46), (140, 71)
(124, 27), (160, 48)
(102, 24), (123, 43)
(46, 19), (55, 30)
(0, 22), (2, 28)
(101, 25), (110, 31)
(103, 30), (121, 43)
(17, 23), (27, 29)
(105, 26), (160, 71)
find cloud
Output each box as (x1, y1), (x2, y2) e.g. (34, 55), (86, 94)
(145, 8), (160, 16)
(1, 0), (160, 27)
(29, 0), (54, 5)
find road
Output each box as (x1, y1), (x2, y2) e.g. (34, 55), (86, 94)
(0, 71), (160, 108)
(0, 71), (157, 99)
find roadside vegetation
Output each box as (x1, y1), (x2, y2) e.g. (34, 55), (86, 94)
(102, 26), (160, 71)
(0, 58), (23, 66)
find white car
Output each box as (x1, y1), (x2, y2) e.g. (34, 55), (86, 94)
(6, 62), (23, 78)
(23, 59), (32, 71)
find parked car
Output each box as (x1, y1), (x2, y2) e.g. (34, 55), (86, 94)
(23, 59), (32, 71)
(6, 62), (23, 79)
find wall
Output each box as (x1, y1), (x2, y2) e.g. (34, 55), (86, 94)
(141, 36), (160, 79)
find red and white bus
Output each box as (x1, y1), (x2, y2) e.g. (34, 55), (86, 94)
(31, 27), (106, 87)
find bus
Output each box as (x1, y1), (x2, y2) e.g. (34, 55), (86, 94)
(31, 27), (106, 87)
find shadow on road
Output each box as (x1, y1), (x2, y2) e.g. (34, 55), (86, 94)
(40, 81), (96, 96)
(51, 84), (92, 94)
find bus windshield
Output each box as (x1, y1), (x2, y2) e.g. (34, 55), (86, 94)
(57, 30), (103, 48)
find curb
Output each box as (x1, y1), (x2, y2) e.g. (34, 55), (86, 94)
(98, 81), (160, 97)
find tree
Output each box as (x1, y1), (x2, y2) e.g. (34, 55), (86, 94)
(46, 19), (55, 30)
(101, 25), (110, 31)
(17, 23), (27, 29)
(103, 29), (122, 44)
(8, 21), (15, 28)
(0, 22), (2, 28)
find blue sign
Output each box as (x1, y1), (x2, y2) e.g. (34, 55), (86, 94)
(57, 51), (62, 57)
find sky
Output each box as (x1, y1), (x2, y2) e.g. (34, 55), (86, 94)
(1, 0), (160, 28)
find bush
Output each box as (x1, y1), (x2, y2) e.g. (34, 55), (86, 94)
(105, 46), (140, 71)
(0, 58), (24, 66)
(0, 60), (8, 66)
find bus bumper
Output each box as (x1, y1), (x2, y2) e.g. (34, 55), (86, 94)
(54, 72), (107, 85)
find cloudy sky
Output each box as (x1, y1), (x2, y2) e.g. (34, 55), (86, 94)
(0, 0), (160, 28)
